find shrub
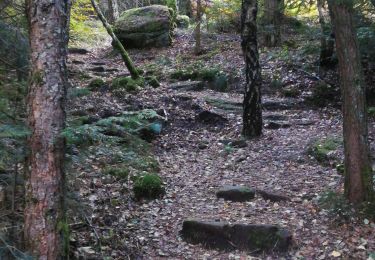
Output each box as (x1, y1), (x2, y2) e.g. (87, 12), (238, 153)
(133, 173), (165, 200)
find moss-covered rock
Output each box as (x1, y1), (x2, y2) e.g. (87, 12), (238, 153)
(181, 220), (292, 252)
(171, 67), (228, 92)
(133, 173), (165, 200)
(111, 76), (145, 92)
(176, 15), (189, 28)
(216, 186), (255, 202)
(114, 5), (173, 48)
(88, 78), (105, 91)
(307, 137), (343, 165)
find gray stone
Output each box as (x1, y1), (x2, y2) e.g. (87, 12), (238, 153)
(170, 81), (204, 91)
(265, 121), (291, 129)
(256, 190), (290, 202)
(114, 5), (173, 48)
(196, 110), (227, 124)
(181, 220), (292, 252)
(263, 114), (288, 121)
(263, 100), (295, 110)
(176, 15), (189, 28)
(216, 185), (255, 202)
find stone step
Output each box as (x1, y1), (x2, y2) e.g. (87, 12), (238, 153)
(181, 220), (292, 252)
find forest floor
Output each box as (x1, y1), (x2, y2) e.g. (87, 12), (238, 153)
(66, 25), (375, 259)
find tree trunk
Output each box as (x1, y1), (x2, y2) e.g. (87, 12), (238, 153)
(24, 0), (70, 258)
(241, 0), (262, 138)
(317, 0), (335, 67)
(91, 0), (140, 79)
(263, 0), (282, 47)
(194, 0), (202, 55)
(328, 0), (374, 204)
(108, 0), (119, 24)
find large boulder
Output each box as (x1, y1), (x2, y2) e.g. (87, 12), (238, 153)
(114, 5), (174, 48)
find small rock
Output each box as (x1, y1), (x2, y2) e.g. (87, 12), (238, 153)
(265, 121), (291, 129)
(216, 185), (255, 202)
(263, 114), (288, 121)
(197, 110), (227, 124)
(90, 66), (106, 72)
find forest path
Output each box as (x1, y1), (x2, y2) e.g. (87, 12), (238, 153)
(67, 29), (375, 259)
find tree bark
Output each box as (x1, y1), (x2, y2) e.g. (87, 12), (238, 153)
(328, 0), (374, 204)
(317, 0), (335, 67)
(263, 0), (282, 47)
(108, 0), (119, 24)
(194, 0), (202, 55)
(241, 0), (262, 138)
(24, 0), (70, 258)
(91, 0), (140, 79)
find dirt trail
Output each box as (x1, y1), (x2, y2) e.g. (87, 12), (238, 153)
(67, 30), (375, 259)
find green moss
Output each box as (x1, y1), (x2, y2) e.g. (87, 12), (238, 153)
(111, 76), (144, 92)
(133, 173), (165, 200)
(88, 78), (105, 91)
(102, 166), (129, 179)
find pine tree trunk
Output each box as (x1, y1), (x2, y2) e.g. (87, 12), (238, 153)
(241, 0), (262, 138)
(329, 0), (374, 203)
(317, 0), (335, 67)
(194, 0), (202, 55)
(263, 0), (282, 47)
(24, 0), (70, 258)
(108, 0), (119, 24)
(91, 0), (140, 79)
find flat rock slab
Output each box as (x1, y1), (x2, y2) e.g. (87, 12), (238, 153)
(170, 81), (204, 91)
(181, 220), (292, 252)
(219, 139), (247, 148)
(265, 121), (291, 129)
(263, 100), (295, 110)
(256, 190), (290, 202)
(197, 110), (228, 124)
(216, 186), (255, 202)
